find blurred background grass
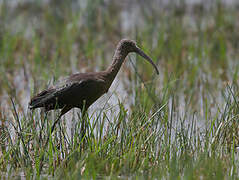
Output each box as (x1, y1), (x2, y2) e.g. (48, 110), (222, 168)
(1, 0), (239, 179)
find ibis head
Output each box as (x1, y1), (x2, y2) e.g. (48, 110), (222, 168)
(117, 39), (159, 74)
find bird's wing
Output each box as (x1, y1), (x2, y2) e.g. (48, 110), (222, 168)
(53, 77), (105, 102)
(29, 77), (104, 110)
(29, 80), (85, 110)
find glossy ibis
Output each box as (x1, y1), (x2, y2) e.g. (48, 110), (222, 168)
(29, 39), (159, 133)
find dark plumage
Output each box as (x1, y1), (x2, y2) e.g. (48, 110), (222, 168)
(29, 72), (109, 115)
(29, 39), (159, 132)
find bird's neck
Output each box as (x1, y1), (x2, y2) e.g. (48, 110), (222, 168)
(105, 49), (128, 86)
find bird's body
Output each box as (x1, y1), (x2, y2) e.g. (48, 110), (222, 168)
(29, 71), (110, 114)
(29, 39), (159, 131)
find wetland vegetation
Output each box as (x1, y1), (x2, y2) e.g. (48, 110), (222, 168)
(0, 0), (239, 179)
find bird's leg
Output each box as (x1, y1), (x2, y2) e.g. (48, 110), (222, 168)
(39, 105), (72, 171)
(50, 114), (63, 134)
(43, 105), (72, 148)
(50, 105), (72, 134)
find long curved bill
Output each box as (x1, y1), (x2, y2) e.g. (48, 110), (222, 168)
(135, 47), (159, 75)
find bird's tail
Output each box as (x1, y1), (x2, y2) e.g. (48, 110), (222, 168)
(29, 89), (55, 109)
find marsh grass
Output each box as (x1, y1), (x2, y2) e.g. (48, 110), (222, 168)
(1, 0), (239, 179)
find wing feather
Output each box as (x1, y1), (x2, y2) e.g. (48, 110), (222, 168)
(29, 73), (106, 111)
(29, 81), (85, 110)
